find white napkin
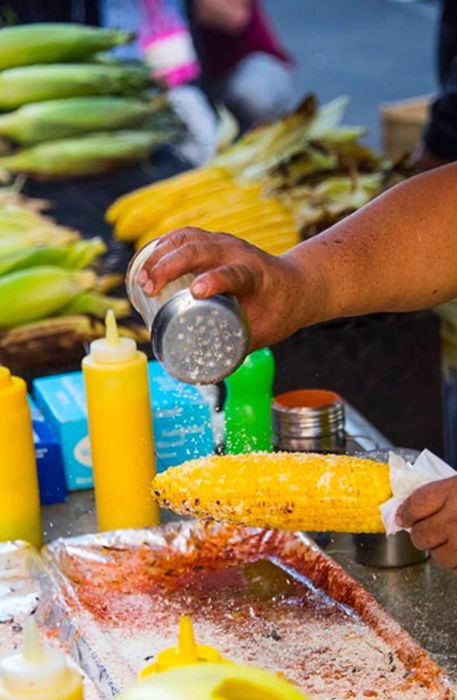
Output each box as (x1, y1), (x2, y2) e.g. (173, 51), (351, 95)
(380, 449), (456, 535)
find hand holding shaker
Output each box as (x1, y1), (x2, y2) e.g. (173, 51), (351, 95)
(126, 240), (250, 384)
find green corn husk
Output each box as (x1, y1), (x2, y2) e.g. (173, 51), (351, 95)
(0, 63), (153, 110)
(0, 266), (97, 329)
(0, 227), (79, 255)
(0, 23), (133, 71)
(0, 237), (106, 276)
(0, 97), (156, 145)
(61, 291), (130, 319)
(0, 130), (168, 179)
(214, 95), (353, 184)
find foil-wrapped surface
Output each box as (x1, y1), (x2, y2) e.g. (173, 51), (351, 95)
(40, 522), (453, 699)
(0, 541), (100, 699)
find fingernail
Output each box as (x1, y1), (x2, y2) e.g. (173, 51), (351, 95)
(144, 280), (154, 295)
(395, 509), (404, 527)
(192, 281), (209, 297)
(138, 270), (148, 284)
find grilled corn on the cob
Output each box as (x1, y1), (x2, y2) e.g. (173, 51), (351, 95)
(152, 452), (391, 533)
(0, 64), (153, 110)
(0, 23), (132, 70)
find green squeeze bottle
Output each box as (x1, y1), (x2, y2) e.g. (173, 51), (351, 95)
(224, 348), (275, 454)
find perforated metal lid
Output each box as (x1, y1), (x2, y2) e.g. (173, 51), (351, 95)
(152, 290), (250, 385)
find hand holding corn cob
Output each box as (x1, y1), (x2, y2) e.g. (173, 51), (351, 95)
(152, 452), (392, 533)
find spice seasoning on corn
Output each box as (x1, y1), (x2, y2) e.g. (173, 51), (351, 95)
(152, 452), (391, 533)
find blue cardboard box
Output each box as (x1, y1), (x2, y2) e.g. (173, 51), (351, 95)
(147, 362), (214, 473)
(28, 396), (67, 505)
(33, 362), (214, 491)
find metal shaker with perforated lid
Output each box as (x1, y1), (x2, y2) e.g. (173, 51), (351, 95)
(126, 240), (250, 385)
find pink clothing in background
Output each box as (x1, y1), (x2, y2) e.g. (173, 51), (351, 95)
(139, 0), (200, 87)
(197, 0), (293, 80)
(139, 0), (292, 87)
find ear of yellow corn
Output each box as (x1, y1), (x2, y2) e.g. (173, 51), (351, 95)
(105, 166), (228, 224)
(0, 23), (133, 70)
(113, 174), (238, 241)
(152, 452), (391, 534)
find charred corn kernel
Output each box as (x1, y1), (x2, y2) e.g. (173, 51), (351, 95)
(0, 98), (154, 145)
(0, 23), (132, 71)
(114, 177), (240, 241)
(0, 266), (96, 329)
(106, 166), (228, 224)
(0, 130), (165, 179)
(152, 452), (391, 534)
(0, 64), (152, 111)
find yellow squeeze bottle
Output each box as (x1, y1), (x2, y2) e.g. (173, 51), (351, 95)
(139, 616), (228, 679)
(82, 311), (158, 531)
(0, 617), (83, 700)
(0, 367), (42, 548)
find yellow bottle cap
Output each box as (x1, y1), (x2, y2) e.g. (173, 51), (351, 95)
(0, 618), (78, 696)
(139, 617), (228, 679)
(89, 310), (137, 364)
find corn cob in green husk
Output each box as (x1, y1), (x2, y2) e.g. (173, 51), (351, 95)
(0, 23), (133, 70)
(0, 238), (106, 276)
(0, 266), (96, 329)
(0, 64), (153, 110)
(0, 130), (167, 179)
(0, 97), (157, 145)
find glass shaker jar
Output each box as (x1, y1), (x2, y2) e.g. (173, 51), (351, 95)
(272, 389), (346, 453)
(126, 240), (250, 385)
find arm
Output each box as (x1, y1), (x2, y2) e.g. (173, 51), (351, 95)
(142, 163), (457, 349)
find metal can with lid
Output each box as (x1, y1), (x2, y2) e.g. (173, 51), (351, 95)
(272, 389), (346, 453)
(126, 240), (250, 385)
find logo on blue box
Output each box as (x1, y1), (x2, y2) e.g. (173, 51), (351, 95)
(33, 362), (214, 491)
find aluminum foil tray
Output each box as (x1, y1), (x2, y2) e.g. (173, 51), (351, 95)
(0, 541), (100, 699)
(42, 523), (453, 700)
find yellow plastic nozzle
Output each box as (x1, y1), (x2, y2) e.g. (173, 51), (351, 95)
(139, 617), (228, 679)
(89, 309), (137, 364)
(23, 618), (44, 664)
(105, 309), (119, 345)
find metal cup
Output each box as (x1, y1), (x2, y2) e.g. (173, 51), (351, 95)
(126, 240), (250, 384)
